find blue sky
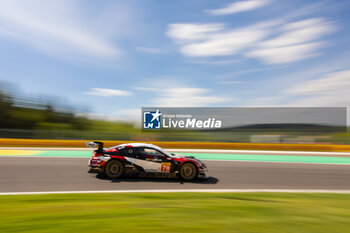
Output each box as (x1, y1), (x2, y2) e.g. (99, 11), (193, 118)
(0, 0), (350, 122)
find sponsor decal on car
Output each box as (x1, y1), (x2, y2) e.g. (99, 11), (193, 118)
(160, 162), (171, 172)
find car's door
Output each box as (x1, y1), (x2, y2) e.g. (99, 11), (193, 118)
(143, 147), (173, 173)
(127, 147), (171, 173)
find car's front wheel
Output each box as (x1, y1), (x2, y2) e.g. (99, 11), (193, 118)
(179, 163), (197, 181)
(105, 160), (124, 179)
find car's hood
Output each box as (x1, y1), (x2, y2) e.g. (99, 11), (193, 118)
(172, 154), (194, 159)
(172, 154), (202, 162)
(171, 154), (206, 168)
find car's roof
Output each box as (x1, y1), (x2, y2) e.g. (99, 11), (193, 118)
(109, 143), (172, 156)
(118, 143), (165, 150)
(105, 143), (160, 150)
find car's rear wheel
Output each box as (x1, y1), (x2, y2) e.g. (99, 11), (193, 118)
(105, 160), (124, 179)
(179, 163), (197, 181)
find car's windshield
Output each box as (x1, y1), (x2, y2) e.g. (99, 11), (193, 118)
(141, 148), (164, 157)
(150, 145), (173, 157)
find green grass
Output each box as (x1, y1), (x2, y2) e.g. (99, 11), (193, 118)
(0, 193), (350, 233)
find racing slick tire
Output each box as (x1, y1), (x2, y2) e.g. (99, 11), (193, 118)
(179, 163), (198, 181)
(105, 160), (125, 179)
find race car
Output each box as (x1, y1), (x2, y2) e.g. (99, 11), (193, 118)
(87, 141), (208, 181)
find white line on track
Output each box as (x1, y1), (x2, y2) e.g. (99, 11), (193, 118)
(1, 189), (350, 195)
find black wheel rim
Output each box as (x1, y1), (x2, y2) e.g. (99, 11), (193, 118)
(183, 165), (194, 177)
(109, 163), (121, 175)
(181, 164), (196, 180)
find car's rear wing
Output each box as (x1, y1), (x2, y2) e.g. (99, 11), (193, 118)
(85, 141), (104, 153)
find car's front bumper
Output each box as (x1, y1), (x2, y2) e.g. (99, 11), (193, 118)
(198, 167), (209, 179)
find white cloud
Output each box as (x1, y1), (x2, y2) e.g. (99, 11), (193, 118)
(167, 23), (269, 57)
(135, 81), (231, 107)
(168, 2), (336, 64)
(263, 18), (334, 48)
(133, 87), (158, 91)
(246, 42), (323, 64)
(167, 23), (224, 41)
(246, 18), (335, 64)
(205, 0), (270, 16)
(217, 66), (280, 78)
(242, 65), (350, 108)
(85, 88), (132, 97)
(254, 70), (350, 107)
(154, 87), (230, 107)
(286, 70), (350, 97)
(181, 29), (267, 57)
(0, 0), (135, 62)
(135, 47), (161, 54)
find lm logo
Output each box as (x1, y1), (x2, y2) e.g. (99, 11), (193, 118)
(143, 109), (162, 129)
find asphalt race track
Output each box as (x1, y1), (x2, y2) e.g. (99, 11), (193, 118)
(0, 157), (349, 192)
